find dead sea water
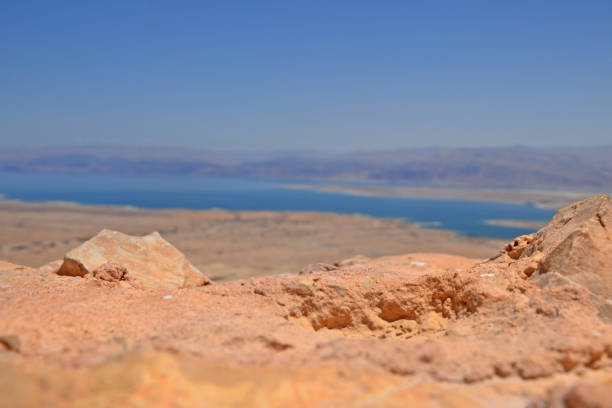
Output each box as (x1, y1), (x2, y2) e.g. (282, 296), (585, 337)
(0, 172), (555, 239)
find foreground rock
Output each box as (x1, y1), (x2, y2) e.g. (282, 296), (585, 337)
(489, 194), (612, 321)
(1, 195), (612, 407)
(56, 229), (211, 290)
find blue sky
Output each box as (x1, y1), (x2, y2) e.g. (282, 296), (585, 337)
(1, 1), (611, 151)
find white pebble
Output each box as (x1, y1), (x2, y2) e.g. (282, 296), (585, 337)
(480, 273), (495, 278)
(163, 295), (173, 300)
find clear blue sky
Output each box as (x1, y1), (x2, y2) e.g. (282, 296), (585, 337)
(1, 1), (611, 151)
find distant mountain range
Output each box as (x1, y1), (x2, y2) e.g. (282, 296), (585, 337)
(2, 145), (611, 191)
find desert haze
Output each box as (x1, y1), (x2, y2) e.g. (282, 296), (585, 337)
(2, 145), (612, 190)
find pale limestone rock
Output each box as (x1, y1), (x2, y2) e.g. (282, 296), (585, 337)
(56, 229), (210, 290)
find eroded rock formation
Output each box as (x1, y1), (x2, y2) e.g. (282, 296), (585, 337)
(1, 195), (611, 407)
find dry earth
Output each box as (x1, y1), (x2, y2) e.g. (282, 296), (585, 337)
(1, 195), (612, 407)
(0, 199), (504, 281)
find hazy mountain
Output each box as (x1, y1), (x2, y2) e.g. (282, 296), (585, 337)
(2, 145), (611, 191)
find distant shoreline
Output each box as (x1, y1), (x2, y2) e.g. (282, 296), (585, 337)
(286, 184), (593, 210)
(485, 219), (548, 229)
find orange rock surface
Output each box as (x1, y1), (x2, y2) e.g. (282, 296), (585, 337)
(1, 195), (612, 407)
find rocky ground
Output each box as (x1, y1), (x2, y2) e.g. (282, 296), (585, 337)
(1, 195), (612, 407)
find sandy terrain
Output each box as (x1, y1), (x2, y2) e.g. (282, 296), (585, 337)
(288, 183), (594, 209)
(1, 194), (611, 407)
(0, 199), (505, 281)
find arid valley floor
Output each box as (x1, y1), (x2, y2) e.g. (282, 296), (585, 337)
(0, 199), (505, 281)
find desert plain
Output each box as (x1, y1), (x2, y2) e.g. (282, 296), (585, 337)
(0, 199), (506, 280)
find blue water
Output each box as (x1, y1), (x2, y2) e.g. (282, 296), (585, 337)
(0, 172), (556, 239)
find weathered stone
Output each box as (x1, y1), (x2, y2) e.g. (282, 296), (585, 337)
(521, 194), (612, 319)
(56, 229), (210, 290)
(503, 234), (534, 260)
(93, 262), (127, 282)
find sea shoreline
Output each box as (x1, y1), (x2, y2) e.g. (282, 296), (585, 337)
(286, 183), (593, 210)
